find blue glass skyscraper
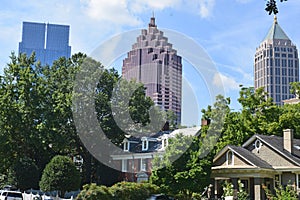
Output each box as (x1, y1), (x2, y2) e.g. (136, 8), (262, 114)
(19, 22), (71, 65)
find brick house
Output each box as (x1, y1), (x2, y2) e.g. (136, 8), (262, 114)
(211, 129), (300, 200)
(111, 127), (200, 182)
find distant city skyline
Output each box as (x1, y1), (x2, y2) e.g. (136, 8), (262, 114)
(19, 21), (71, 65)
(254, 16), (299, 105)
(122, 17), (182, 125)
(1, 0), (300, 126)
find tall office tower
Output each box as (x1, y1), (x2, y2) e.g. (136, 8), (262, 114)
(254, 16), (299, 105)
(19, 22), (71, 65)
(122, 17), (182, 125)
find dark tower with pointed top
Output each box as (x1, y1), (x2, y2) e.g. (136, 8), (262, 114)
(122, 17), (182, 125)
(254, 16), (299, 105)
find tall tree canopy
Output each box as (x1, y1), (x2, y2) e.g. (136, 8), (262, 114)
(0, 52), (160, 187)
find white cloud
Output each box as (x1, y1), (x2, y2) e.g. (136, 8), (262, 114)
(213, 73), (240, 92)
(80, 0), (216, 26)
(80, 0), (141, 26)
(198, 0), (215, 18)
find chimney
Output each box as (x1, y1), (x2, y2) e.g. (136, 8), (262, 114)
(283, 129), (294, 154)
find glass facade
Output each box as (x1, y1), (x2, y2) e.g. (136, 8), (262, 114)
(19, 22), (71, 65)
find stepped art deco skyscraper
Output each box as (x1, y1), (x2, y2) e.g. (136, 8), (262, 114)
(122, 17), (182, 125)
(254, 16), (299, 105)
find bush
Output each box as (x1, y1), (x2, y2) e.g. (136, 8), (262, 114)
(263, 183), (298, 200)
(76, 184), (111, 200)
(110, 182), (160, 200)
(76, 182), (160, 200)
(39, 155), (81, 197)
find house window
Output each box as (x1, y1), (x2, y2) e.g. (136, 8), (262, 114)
(142, 139), (148, 151)
(124, 141), (129, 151)
(122, 159), (128, 172)
(255, 139), (262, 152)
(162, 138), (168, 148)
(141, 159), (147, 171)
(227, 150), (234, 165)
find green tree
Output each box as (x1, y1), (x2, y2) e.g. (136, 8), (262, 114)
(0, 52), (87, 186)
(279, 103), (300, 138)
(290, 82), (300, 98)
(0, 52), (159, 186)
(40, 155), (81, 197)
(73, 57), (162, 184)
(238, 87), (282, 133)
(150, 134), (213, 198)
(13, 157), (40, 190)
(0, 52), (52, 180)
(265, 0), (288, 15)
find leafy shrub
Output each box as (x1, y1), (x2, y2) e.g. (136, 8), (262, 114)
(110, 181), (160, 200)
(76, 184), (111, 200)
(76, 182), (160, 200)
(263, 183), (298, 200)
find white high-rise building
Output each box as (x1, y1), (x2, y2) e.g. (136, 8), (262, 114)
(122, 17), (182, 125)
(254, 16), (299, 105)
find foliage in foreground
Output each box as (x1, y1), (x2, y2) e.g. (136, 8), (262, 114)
(222, 180), (250, 200)
(263, 183), (298, 200)
(76, 182), (160, 200)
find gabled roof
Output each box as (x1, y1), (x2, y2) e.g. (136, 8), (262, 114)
(229, 146), (273, 169)
(119, 127), (200, 154)
(243, 134), (300, 166)
(213, 145), (272, 169)
(263, 16), (290, 41)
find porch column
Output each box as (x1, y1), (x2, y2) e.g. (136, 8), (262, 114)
(232, 178), (238, 200)
(214, 179), (218, 198)
(254, 178), (262, 200)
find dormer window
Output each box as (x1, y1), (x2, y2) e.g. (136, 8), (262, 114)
(141, 137), (148, 151)
(255, 139), (262, 152)
(162, 137), (168, 149)
(227, 150), (234, 166)
(123, 139), (129, 152)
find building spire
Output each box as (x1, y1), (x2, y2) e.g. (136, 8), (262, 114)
(274, 15), (278, 24)
(149, 13), (156, 28)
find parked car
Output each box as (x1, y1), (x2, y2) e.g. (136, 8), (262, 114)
(147, 194), (174, 200)
(0, 190), (23, 200)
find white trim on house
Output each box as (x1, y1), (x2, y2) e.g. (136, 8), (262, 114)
(122, 159), (128, 172)
(226, 150), (234, 166)
(111, 152), (164, 160)
(141, 137), (148, 151)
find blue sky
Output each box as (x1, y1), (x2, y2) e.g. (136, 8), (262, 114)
(1, 0), (300, 126)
